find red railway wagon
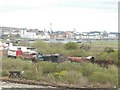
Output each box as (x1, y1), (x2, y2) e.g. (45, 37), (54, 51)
(68, 56), (95, 63)
(16, 48), (23, 58)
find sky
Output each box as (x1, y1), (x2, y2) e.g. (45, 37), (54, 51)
(0, 0), (119, 32)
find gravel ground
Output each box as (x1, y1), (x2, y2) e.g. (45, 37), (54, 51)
(0, 81), (55, 88)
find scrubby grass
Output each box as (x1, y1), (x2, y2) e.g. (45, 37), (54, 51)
(2, 40), (118, 87)
(88, 65), (118, 86)
(31, 40), (118, 59)
(2, 58), (118, 88)
(88, 40), (118, 53)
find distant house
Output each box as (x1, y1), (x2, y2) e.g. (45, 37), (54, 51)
(3, 32), (10, 35)
(1, 27), (17, 36)
(88, 33), (96, 39)
(11, 30), (20, 35)
(108, 32), (118, 39)
(88, 31), (102, 39)
(81, 32), (89, 39)
(74, 32), (81, 39)
(20, 29), (50, 39)
(20, 29), (37, 39)
(36, 31), (50, 39)
(101, 31), (109, 39)
(1, 26), (118, 40)
(64, 31), (75, 39)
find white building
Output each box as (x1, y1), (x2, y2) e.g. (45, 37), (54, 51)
(20, 29), (50, 39)
(108, 33), (117, 39)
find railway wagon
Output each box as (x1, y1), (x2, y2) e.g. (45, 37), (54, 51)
(23, 52), (37, 60)
(7, 46), (37, 59)
(68, 56), (95, 63)
(37, 54), (66, 63)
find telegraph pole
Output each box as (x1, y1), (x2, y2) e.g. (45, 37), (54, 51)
(50, 23), (52, 33)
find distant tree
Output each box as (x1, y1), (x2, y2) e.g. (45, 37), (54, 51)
(64, 42), (78, 50)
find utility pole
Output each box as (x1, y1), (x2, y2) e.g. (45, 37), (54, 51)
(50, 23), (52, 33)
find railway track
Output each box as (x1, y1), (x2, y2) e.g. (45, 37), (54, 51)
(0, 77), (57, 89)
(1, 81), (55, 88)
(0, 77), (84, 89)
(0, 77), (118, 90)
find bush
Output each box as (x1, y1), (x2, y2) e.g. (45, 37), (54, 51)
(79, 63), (104, 76)
(2, 69), (9, 76)
(104, 47), (114, 53)
(39, 61), (58, 74)
(95, 50), (118, 64)
(54, 70), (88, 85)
(55, 61), (82, 72)
(54, 70), (68, 77)
(80, 44), (91, 51)
(88, 65), (118, 86)
(62, 49), (91, 57)
(64, 42), (79, 50)
(23, 70), (37, 80)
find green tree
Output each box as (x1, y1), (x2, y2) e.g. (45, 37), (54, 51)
(31, 40), (49, 54)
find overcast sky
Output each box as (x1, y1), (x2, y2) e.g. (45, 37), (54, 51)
(0, 0), (119, 32)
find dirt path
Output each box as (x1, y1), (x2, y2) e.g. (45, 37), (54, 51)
(0, 81), (55, 88)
